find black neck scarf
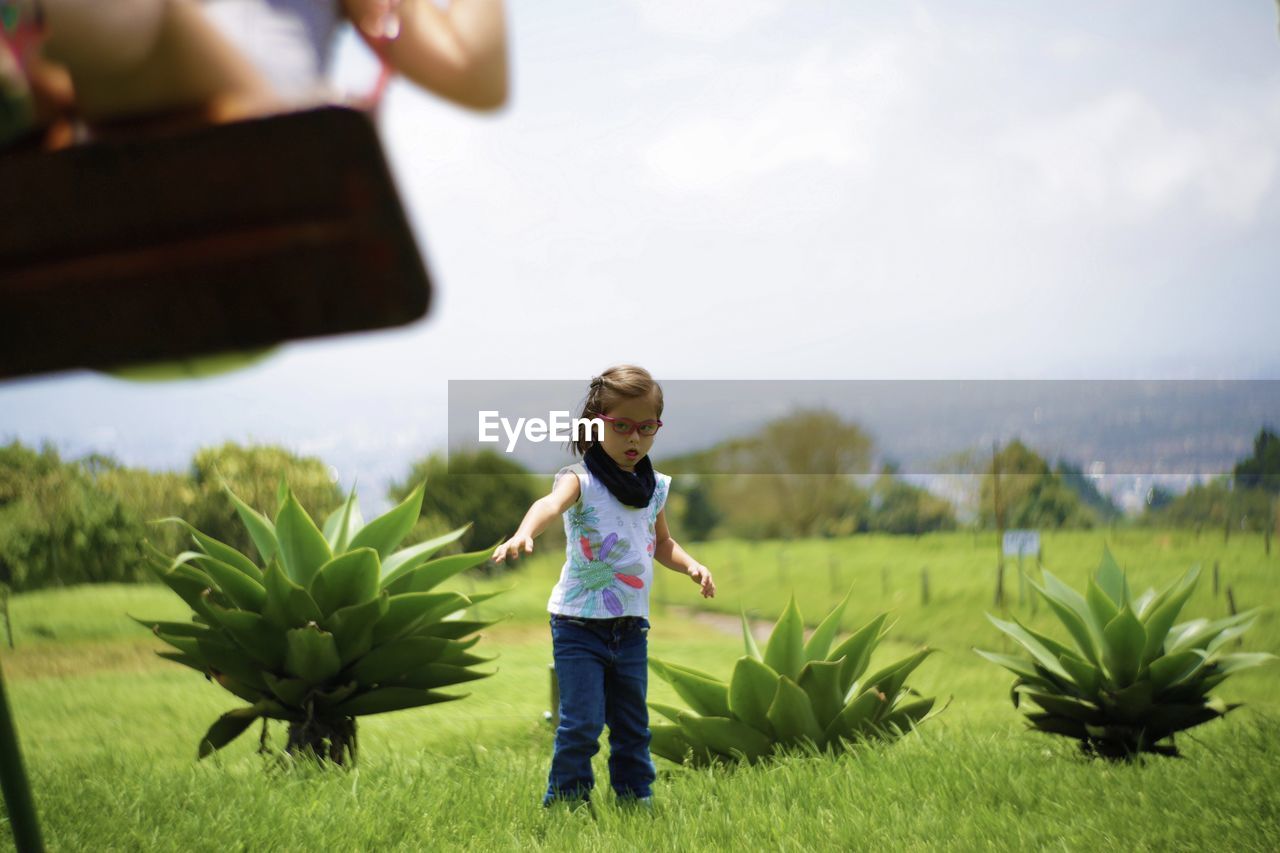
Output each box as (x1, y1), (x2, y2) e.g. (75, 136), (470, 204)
(584, 443), (656, 509)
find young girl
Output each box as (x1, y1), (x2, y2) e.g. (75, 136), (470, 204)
(1, 0), (506, 146)
(492, 365), (715, 807)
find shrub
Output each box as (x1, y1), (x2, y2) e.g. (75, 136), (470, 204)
(139, 481), (500, 765)
(976, 549), (1274, 759)
(649, 594), (937, 765)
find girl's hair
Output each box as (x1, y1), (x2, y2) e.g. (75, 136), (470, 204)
(571, 365), (664, 456)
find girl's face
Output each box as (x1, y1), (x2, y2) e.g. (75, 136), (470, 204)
(597, 393), (661, 472)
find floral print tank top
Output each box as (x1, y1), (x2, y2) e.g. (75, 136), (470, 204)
(546, 462), (671, 619)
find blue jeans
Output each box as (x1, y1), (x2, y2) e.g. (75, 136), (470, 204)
(544, 614), (655, 804)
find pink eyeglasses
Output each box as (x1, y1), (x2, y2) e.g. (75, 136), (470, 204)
(597, 415), (663, 437)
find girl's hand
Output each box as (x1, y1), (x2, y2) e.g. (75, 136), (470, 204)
(688, 564), (715, 598)
(492, 535), (533, 564)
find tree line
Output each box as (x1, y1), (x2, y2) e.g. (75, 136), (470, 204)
(1, 419), (1276, 591)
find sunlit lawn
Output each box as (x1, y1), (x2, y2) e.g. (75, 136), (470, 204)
(3, 530), (1278, 849)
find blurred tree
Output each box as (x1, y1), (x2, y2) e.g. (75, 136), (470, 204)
(677, 477), (721, 541)
(979, 440), (1094, 529)
(870, 469), (957, 534)
(390, 450), (541, 560)
(1233, 427), (1280, 494)
(1147, 476), (1273, 533)
(188, 443), (341, 561)
(1144, 484), (1176, 511)
(0, 445), (148, 590)
(1055, 460), (1121, 522)
(664, 409), (873, 539)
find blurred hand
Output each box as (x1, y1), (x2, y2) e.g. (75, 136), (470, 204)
(492, 534), (533, 564)
(688, 564), (715, 598)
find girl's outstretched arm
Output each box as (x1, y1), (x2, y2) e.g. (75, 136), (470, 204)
(654, 509), (715, 599)
(349, 0), (507, 110)
(492, 471), (579, 564)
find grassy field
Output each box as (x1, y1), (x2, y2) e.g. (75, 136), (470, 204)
(3, 530), (1279, 850)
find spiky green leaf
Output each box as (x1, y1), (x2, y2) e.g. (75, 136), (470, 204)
(824, 687), (884, 744)
(649, 658), (730, 718)
(765, 677), (824, 747)
(740, 610), (762, 661)
(332, 687), (462, 716)
(350, 481), (425, 560)
(275, 493), (333, 587)
(191, 554), (266, 612)
(1148, 650), (1206, 692)
(397, 663), (495, 691)
(728, 656), (777, 735)
(382, 548), (492, 595)
(1096, 547), (1129, 607)
(797, 659), (846, 731)
(382, 524), (471, 578)
(205, 603), (286, 670)
(1087, 577), (1120, 632)
(763, 596), (805, 680)
(1141, 566), (1199, 663)
(224, 483), (279, 564)
(1058, 654), (1101, 696)
(262, 561), (325, 629)
(284, 625), (342, 684)
(310, 548), (381, 615)
(322, 487), (363, 553)
(328, 592), (390, 666)
(803, 588), (852, 661)
(198, 704), (269, 758)
(649, 724), (700, 765)
(986, 615), (1071, 682)
(1102, 606), (1146, 687)
(348, 636), (488, 686)
(829, 613), (888, 695)
(677, 713), (773, 761)
(373, 591), (472, 646)
(1030, 578), (1101, 666)
(879, 696), (935, 734)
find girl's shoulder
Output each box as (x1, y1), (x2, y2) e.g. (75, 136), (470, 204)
(554, 463), (590, 497)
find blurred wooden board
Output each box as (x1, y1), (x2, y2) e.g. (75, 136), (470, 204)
(0, 107), (431, 379)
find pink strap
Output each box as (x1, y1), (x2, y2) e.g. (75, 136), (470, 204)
(358, 0), (402, 113)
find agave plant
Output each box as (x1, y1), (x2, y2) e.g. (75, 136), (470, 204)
(976, 549), (1275, 759)
(138, 480), (500, 765)
(648, 594), (938, 765)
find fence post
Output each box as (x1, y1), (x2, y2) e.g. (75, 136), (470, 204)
(1017, 552), (1025, 608)
(1, 584), (11, 649)
(920, 566), (930, 607)
(1213, 561), (1220, 597)
(1226, 586), (1243, 648)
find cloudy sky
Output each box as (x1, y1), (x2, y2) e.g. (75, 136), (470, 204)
(2, 1), (1278, 502)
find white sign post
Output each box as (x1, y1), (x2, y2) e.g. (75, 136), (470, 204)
(1003, 530), (1041, 609)
(1002, 530), (1040, 557)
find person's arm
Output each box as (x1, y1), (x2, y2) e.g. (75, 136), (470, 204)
(491, 470), (579, 564)
(653, 509), (715, 598)
(348, 0), (507, 111)
(40, 0), (274, 121)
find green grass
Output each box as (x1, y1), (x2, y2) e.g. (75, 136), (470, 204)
(3, 530), (1279, 850)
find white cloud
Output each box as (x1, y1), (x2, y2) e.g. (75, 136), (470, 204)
(641, 40), (907, 191)
(998, 89), (1279, 225)
(629, 0), (784, 42)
